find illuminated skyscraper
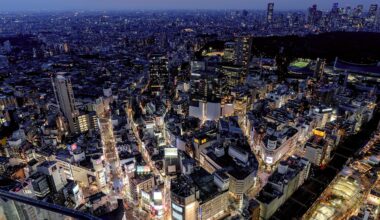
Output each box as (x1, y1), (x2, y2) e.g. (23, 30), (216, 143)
(235, 36), (252, 68)
(221, 64), (244, 93)
(314, 58), (326, 80)
(267, 3), (274, 24)
(52, 73), (79, 133)
(149, 53), (169, 94)
(223, 42), (236, 63)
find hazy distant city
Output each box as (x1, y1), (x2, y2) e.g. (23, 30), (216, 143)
(0, 2), (380, 220)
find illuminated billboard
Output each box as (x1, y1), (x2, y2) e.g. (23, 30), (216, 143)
(153, 191), (162, 201)
(164, 148), (178, 158)
(313, 129), (326, 137)
(137, 165), (151, 174)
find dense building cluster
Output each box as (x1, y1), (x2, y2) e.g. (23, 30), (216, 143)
(0, 2), (379, 220)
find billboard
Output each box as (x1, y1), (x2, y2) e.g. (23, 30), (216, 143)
(164, 148), (178, 158)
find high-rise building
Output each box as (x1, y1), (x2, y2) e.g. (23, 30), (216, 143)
(354, 4), (364, 17)
(308, 4), (322, 26)
(267, 3), (274, 24)
(331, 2), (339, 14)
(149, 53), (169, 94)
(308, 4), (317, 24)
(234, 36), (252, 74)
(52, 73), (79, 133)
(368, 4), (378, 25)
(223, 42), (236, 63)
(314, 58), (326, 79)
(220, 64), (244, 94)
(76, 111), (98, 133)
(190, 70), (221, 102)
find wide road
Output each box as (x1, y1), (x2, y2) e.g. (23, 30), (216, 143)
(270, 110), (380, 220)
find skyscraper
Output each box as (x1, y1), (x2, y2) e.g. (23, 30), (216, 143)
(331, 2), (339, 14)
(369, 4), (378, 17)
(267, 3), (274, 24)
(235, 36), (252, 76)
(308, 4), (320, 26)
(354, 4), (364, 17)
(149, 53), (169, 94)
(368, 4), (378, 25)
(52, 73), (79, 133)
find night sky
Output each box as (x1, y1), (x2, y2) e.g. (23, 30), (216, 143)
(1, 0), (377, 11)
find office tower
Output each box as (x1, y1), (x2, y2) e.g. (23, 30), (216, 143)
(77, 113), (90, 133)
(149, 53), (169, 94)
(267, 3), (274, 24)
(52, 73), (79, 133)
(221, 64), (244, 93)
(307, 4), (322, 26)
(314, 58), (326, 79)
(190, 70), (221, 102)
(331, 2), (339, 14)
(368, 4), (378, 25)
(223, 42), (236, 63)
(308, 4), (317, 25)
(235, 36), (252, 75)
(76, 111), (98, 133)
(354, 4), (364, 17)
(369, 4), (378, 17)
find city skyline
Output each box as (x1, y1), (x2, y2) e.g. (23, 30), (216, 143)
(1, 0), (378, 11)
(0, 2), (379, 220)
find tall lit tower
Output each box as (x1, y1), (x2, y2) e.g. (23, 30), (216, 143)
(149, 53), (169, 94)
(235, 36), (252, 75)
(52, 73), (79, 133)
(96, 98), (123, 192)
(267, 3), (274, 24)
